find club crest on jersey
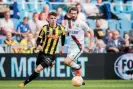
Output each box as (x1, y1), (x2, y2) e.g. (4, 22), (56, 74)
(76, 24), (79, 27)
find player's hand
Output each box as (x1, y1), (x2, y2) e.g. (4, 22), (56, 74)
(59, 50), (63, 55)
(37, 45), (42, 51)
(59, 46), (64, 55)
(59, 48), (63, 55)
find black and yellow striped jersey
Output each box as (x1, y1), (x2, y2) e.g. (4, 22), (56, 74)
(36, 24), (65, 55)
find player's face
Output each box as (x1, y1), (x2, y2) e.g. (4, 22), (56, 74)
(70, 10), (78, 21)
(48, 15), (57, 25)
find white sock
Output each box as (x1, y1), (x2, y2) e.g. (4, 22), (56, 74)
(70, 61), (80, 69)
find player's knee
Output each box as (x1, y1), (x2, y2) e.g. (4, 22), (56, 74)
(35, 65), (44, 72)
(64, 57), (72, 66)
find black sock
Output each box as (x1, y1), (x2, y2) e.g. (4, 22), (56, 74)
(24, 71), (39, 86)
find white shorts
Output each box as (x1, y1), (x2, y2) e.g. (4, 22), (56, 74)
(67, 47), (83, 60)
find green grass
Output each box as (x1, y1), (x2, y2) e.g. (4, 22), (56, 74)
(0, 80), (133, 89)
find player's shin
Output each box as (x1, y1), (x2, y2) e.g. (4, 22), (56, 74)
(20, 65), (43, 87)
(64, 57), (81, 70)
(23, 71), (39, 86)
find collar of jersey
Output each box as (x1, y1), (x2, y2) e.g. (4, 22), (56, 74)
(49, 24), (58, 29)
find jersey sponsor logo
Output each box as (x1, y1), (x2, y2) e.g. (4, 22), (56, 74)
(71, 31), (79, 34)
(114, 53), (133, 80)
(48, 34), (59, 39)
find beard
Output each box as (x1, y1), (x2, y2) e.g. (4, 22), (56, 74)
(71, 16), (77, 21)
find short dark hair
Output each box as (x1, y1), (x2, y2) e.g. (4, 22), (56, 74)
(67, 7), (72, 13)
(48, 12), (57, 17)
(69, 7), (78, 13)
(76, 3), (81, 7)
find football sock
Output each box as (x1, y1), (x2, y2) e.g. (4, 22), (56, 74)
(70, 61), (80, 69)
(71, 68), (81, 76)
(24, 71), (39, 85)
(71, 68), (76, 76)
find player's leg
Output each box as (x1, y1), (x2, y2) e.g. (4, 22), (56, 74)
(19, 53), (44, 87)
(70, 50), (83, 76)
(64, 56), (81, 70)
(71, 50), (85, 85)
(19, 64), (44, 87)
(64, 48), (85, 85)
(64, 49), (83, 75)
(70, 51), (85, 85)
(19, 53), (54, 87)
(71, 68), (82, 76)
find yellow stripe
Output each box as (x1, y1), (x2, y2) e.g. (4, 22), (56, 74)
(42, 26), (47, 48)
(38, 36), (42, 38)
(39, 26), (46, 38)
(45, 27), (52, 54)
(50, 26), (59, 54)
(61, 26), (65, 35)
(42, 26), (46, 32)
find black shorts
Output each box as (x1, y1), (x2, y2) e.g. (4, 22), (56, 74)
(36, 52), (55, 68)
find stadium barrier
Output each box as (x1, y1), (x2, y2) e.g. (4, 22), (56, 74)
(0, 53), (132, 80)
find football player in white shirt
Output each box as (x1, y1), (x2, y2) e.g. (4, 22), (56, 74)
(63, 7), (94, 85)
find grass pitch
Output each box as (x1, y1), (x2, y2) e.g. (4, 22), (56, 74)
(0, 80), (133, 89)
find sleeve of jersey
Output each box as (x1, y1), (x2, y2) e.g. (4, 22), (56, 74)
(36, 27), (45, 46)
(82, 21), (91, 32)
(61, 26), (66, 46)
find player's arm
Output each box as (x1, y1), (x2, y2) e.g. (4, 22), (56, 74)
(60, 26), (66, 55)
(82, 22), (94, 51)
(36, 27), (45, 51)
(87, 27), (94, 51)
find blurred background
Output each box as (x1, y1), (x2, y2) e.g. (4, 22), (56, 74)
(0, 0), (133, 53)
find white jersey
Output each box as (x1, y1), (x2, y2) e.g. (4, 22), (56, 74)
(66, 19), (90, 50)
